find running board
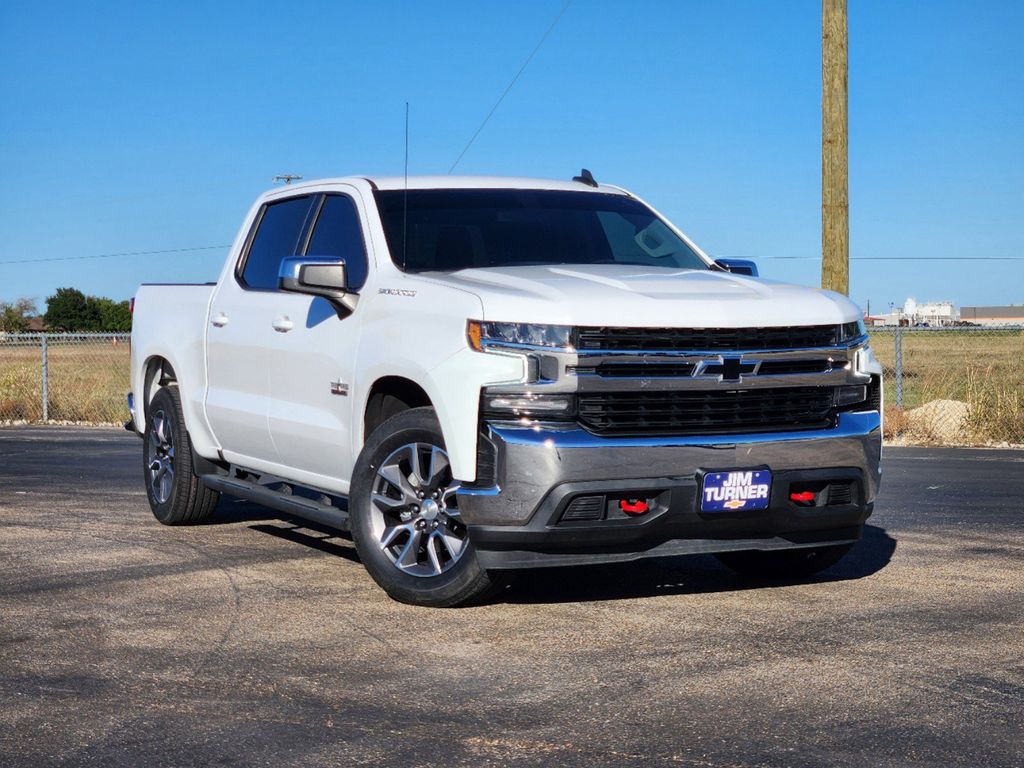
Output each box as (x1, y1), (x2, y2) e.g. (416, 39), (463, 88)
(200, 474), (350, 532)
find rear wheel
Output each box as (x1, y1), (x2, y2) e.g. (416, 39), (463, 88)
(143, 385), (220, 525)
(714, 543), (853, 579)
(349, 407), (511, 607)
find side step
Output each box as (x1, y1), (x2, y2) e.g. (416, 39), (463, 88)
(200, 474), (350, 532)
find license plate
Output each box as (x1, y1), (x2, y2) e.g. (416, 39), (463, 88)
(700, 469), (772, 512)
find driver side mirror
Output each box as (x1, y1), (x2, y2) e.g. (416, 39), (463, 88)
(714, 258), (759, 277)
(278, 257), (358, 312)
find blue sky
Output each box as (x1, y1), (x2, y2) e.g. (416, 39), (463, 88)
(1, 0), (1021, 314)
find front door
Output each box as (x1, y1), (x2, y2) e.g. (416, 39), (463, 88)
(266, 192), (369, 490)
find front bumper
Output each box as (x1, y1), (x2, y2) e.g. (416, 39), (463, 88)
(456, 411), (882, 569)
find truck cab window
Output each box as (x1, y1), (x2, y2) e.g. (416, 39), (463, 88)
(240, 195), (316, 290)
(305, 195), (369, 290)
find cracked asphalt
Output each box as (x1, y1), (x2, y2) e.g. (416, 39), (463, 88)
(1, 427), (1022, 767)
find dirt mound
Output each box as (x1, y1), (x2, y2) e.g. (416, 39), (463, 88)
(905, 399), (970, 443)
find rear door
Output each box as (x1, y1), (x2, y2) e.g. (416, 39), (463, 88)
(266, 191), (370, 487)
(205, 194), (317, 467)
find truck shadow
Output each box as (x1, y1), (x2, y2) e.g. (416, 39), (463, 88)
(248, 522), (361, 563)
(208, 497), (897, 604)
(209, 496), (362, 564)
(501, 524), (897, 604)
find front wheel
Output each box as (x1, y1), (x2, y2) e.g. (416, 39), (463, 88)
(349, 407), (511, 607)
(714, 543), (853, 580)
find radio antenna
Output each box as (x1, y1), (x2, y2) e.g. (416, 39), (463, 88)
(403, 101), (409, 271)
(447, 0), (572, 173)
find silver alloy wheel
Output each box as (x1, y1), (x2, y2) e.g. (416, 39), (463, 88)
(147, 409), (175, 504)
(368, 442), (466, 578)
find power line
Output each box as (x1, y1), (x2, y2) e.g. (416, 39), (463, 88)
(4, 247), (1021, 268)
(727, 256), (1024, 261)
(0, 245), (231, 266)
(448, 0), (572, 174)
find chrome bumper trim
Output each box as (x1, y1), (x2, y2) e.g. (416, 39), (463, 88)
(486, 410), (880, 449)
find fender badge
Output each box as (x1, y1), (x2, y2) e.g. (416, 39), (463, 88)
(330, 380), (349, 396)
(378, 288), (417, 297)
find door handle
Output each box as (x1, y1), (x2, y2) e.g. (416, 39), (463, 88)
(211, 312), (229, 328)
(272, 316), (294, 333)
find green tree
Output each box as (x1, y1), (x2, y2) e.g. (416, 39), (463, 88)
(44, 288), (101, 331)
(0, 297), (38, 332)
(93, 297), (132, 332)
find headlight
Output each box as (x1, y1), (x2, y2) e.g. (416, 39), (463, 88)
(838, 319), (866, 344)
(467, 320), (572, 351)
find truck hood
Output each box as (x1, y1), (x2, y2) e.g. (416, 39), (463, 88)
(419, 264), (861, 327)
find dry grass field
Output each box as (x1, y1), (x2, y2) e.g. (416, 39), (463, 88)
(1, 330), (1021, 444)
(0, 338), (130, 423)
(870, 328), (1024, 444)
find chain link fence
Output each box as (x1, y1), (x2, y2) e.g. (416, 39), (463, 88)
(0, 333), (131, 424)
(869, 326), (1024, 446)
(1, 329), (1022, 445)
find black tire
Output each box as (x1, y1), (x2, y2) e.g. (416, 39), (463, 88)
(349, 407), (512, 607)
(143, 385), (220, 525)
(714, 543), (853, 580)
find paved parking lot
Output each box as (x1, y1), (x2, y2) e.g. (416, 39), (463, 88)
(1, 427), (1022, 767)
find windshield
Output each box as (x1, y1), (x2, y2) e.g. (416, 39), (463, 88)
(374, 189), (709, 272)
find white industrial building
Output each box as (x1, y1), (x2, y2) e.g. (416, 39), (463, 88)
(904, 298), (957, 326)
(866, 298), (957, 327)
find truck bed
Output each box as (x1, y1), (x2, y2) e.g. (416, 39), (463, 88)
(130, 283), (218, 455)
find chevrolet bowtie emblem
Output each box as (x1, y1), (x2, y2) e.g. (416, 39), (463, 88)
(704, 356), (758, 382)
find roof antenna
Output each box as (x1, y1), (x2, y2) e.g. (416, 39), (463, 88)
(402, 102), (409, 271)
(273, 174), (302, 185)
(572, 168), (598, 187)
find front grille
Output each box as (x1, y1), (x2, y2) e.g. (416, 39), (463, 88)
(577, 387), (836, 436)
(583, 361), (698, 378)
(571, 359), (839, 379)
(574, 325), (844, 352)
(757, 359), (835, 375)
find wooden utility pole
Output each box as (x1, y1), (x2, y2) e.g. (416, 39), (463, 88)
(821, 0), (849, 295)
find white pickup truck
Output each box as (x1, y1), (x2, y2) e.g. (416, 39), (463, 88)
(129, 172), (882, 607)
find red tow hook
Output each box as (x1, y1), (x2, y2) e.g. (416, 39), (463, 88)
(790, 490), (816, 504)
(619, 499), (650, 515)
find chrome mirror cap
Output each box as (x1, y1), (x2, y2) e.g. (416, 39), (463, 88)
(278, 257), (357, 311)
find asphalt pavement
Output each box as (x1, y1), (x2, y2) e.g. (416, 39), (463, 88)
(0, 427), (1022, 767)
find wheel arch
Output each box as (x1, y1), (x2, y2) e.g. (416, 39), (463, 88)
(143, 356), (177, 408)
(135, 352), (220, 463)
(363, 376), (433, 442)
(135, 355), (179, 433)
